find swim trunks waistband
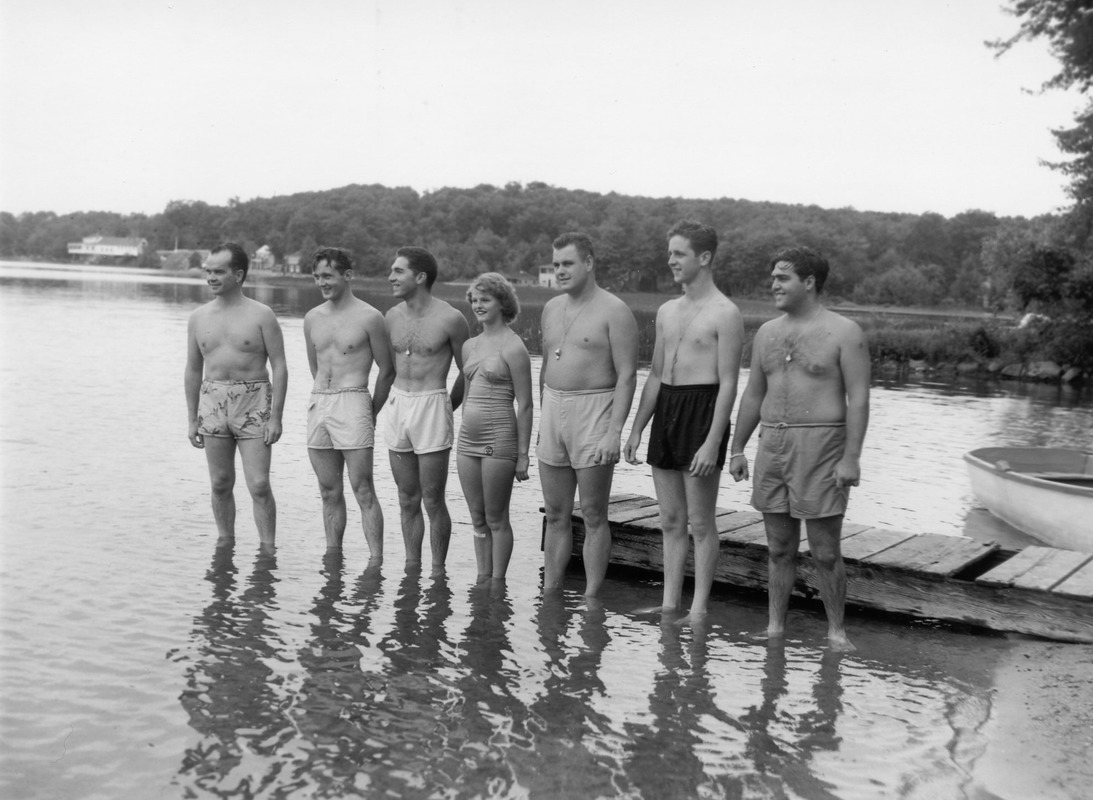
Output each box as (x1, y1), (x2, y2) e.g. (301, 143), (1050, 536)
(390, 387), (448, 398)
(543, 386), (614, 397)
(202, 378), (270, 386)
(761, 421), (846, 429)
(311, 386), (370, 396)
(661, 382), (720, 392)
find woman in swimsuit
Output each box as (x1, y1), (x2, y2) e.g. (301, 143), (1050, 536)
(457, 273), (533, 581)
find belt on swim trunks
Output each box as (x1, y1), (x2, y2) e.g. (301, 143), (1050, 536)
(760, 422), (846, 429)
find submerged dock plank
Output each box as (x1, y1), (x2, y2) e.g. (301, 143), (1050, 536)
(558, 493), (1093, 643)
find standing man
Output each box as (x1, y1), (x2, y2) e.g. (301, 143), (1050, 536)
(304, 247), (394, 560)
(378, 246), (469, 571)
(624, 220), (744, 624)
(729, 246), (870, 651)
(539, 232), (638, 597)
(185, 242), (288, 546)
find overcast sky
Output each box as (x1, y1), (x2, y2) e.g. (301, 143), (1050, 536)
(0, 0), (1083, 219)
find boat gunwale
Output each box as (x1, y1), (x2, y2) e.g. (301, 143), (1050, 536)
(964, 447), (1093, 500)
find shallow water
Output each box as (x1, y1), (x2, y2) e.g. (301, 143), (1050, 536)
(1, 263), (1092, 799)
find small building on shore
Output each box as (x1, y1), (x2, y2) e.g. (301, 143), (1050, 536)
(68, 235), (147, 258)
(538, 264), (556, 288)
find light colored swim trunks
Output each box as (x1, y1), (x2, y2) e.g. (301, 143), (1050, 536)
(197, 379), (272, 440)
(536, 386), (614, 470)
(307, 387), (374, 449)
(383, 387), (453, 454)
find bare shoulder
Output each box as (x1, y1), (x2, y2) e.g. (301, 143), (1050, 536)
(829, 310), (865, 340)
(600, 289), (636, 320)
(385, 303), (406, 323)
(248, 298), (279, 324)
(502, 329), (530, 358)
(438, 299), (467, 328)
(542, 295), (565, 315)
(712, 293), (742, 320)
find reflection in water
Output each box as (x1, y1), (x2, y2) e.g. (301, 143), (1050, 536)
(174, 545), (285, 795)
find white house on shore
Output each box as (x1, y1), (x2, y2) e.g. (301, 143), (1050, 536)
(67, 235), (147, 258)
(538, 264), (556, 288)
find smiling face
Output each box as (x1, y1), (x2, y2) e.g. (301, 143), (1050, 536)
(468, 287), (503, 326)
(388, 256), (423, 298)
(771, 260), (813, 310)
(313, 258), (350, 301)
(203, 250), (242, 296)
(667, 234), (709, 286)
(551, 244), (592, 295)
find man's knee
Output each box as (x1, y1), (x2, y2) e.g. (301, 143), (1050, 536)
(580, 499), (610, 531)
(421, 484), (447, 515)
(209, 471), (234, 495)
(245, 473), (273, 499)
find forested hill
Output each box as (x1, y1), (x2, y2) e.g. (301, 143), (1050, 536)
(0, 182), (1057, 306)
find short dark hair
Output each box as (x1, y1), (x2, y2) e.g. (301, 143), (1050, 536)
(311, 247), (354, 275)
(770, 246), (830, 294)
(211, 242), (249, 283)
(396, 246), (438, 288)
(667, 219), (718, 262)
(467, 272), (520, 323)
(552, 231), (595, 263)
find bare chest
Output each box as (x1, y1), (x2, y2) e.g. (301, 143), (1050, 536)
(311, 316), (370, 355)
(198, 314), (264, 357)
(389, 314), (450, 357)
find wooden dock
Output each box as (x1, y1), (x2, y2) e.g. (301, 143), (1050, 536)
(554, 493), (1093, 643)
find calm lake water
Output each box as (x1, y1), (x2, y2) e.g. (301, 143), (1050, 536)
(2, 262), (1092, 799)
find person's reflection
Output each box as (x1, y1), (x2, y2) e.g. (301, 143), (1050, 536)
(175, 544), (284, 791)
(444, 581), (525, 794)
(366, 568), (458, 796)
(741, 644), (845, 799)
(290, 551), (387, 787)
(624, 620), (735, 796)
(509, 596), (618, 797)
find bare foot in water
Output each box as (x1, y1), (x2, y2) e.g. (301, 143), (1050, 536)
(634, 605), (678, 616)
(828, 630), (856, 652)
(674, 610), (708, 629)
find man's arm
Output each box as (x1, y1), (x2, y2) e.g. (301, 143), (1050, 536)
(835, 321), (871, 487)
(448, 306), (470, 411)
(262, 308), (288, 446)
(184, 314), (205, 448)
(506, 337), (535, 482)
(729, 330), (769, 482)
(596, 301), (639, 464)
(375, 310), (398, 409)
(623, 307), (667, 465)
(303, 313), (319, 380)
(691, 302), (745, 477)
(367, 310), (394, 418)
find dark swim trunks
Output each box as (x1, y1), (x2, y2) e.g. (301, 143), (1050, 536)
(647, 383), (730, 471)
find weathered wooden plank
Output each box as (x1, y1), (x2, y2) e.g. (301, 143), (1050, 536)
(838, 528), (915, 563)
(862, 533), (997, 576)
(720, 521), (771, 547)
(610, 504), (665, 524)
(977, 547), (1092, 591)
(1052, 559), (1093, 599)
(716, 511), (766, 535)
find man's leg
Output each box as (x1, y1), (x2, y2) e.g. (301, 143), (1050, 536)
(417, 449), (452, 570)
(389, 450), (424, 566)
(203, 436), (237, 541)
(682, 469), (721, 621)
(540, 463), (577, 591)
(805, 515), (854, 651)
(575, 463), (615, 598)
(237, 438), (276, 544)
(651, 467), (688, 612)
(309, 448), (347, 550)
(763, 512), (801, 638)
(344, 447), (383, 563)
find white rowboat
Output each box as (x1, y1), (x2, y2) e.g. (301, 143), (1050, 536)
(964, 447), (1093, 552)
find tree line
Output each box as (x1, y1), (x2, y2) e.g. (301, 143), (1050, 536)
(0, 181), (1077, 310)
